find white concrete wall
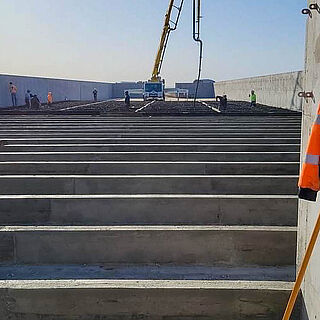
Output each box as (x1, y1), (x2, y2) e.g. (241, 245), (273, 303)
(215, 71), (304, 111)
(298, 1), (320, 319)
(0, 74), (113, 107)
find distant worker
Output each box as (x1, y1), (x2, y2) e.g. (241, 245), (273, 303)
(47, 92), (53, 105)
(249, 90), (257, 107)
(30, 94), (41, 109)
(25, 90), (31, 108)
(93, 88), (98, 102)
(9, 82), (18, 107)
(125, 91), (131, 108)
(216, 95), (228, 112)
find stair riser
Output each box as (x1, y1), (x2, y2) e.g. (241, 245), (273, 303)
(0, 153), (300, 162)
(1, 145), (300, 152)
(0, 176), (298, 195)
(0, 197), (298, 226)
(0, 229), (296, 266)
(0, 287), (297, 320)
(0, 162), (299, 175)
(2, 138), (301, 144)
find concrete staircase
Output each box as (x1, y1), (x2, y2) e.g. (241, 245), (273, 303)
(0, 115), (301, 319)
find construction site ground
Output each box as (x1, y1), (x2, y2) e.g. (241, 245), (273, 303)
(0, 99), (299, 116)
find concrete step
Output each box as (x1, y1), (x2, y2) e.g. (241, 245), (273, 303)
(2, 143), (300, 152)
(0, 175), (298, 195)
(0, 279), (298, 320)
(0, 161), (299, 175)
(0, 123), (301, 128)
(0, 117), (302, 123)
(0, 151), (300, 162)
(2, 137), (302, 144)
(0, 264), (295, 281)
(0, 132), (301, 138)
(0, 226), (296, 266)
(0, 195), (297, 226)
(0, 128), (301, 134)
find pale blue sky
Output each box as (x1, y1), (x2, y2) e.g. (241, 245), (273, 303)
(0, 0), (306, 86)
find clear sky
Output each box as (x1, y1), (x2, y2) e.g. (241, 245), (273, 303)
(0, 0), (306, 86)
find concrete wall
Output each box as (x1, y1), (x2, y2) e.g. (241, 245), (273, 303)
(298, 1), (320, 319)
(0, 74), (113, 107)
(175, 80), (215, 98)
(215, 71), (304, 111)
(112, 82), (144, 99)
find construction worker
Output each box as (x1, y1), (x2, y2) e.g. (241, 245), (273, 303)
(93, 88), (98, 102)
(25, 90), (31, 108)
(125, 91), (131, 108)
(216, 95), (228, 112)
(9, 82), (18, 107)
(47, 92), (53, 105)
(30, 94), (41, 109)
(298, 104), (320, 201)
(249, 90), (257, 107)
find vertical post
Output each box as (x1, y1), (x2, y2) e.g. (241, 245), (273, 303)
(282, 210), (320, 320)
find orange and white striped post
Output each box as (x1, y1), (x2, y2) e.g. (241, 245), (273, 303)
(282, 210), (320, 320)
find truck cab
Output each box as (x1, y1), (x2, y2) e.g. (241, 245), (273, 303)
(143, 82), (165, 101)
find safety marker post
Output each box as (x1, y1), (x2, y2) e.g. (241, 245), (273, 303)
(282, 209), (320, 320)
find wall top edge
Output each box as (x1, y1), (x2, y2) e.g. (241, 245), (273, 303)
(215, 70), (304, 84)
(0, 73), (114, 85)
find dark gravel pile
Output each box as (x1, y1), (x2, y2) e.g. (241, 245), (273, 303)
(140, 101), (214, 114)
(0, 101), (91, 112)
(0, 99), (300, 116)
(206, 100), (298, 114)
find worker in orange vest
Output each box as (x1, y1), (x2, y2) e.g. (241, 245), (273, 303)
(298, 104), (320, 201)
(47, 92), (53, 105)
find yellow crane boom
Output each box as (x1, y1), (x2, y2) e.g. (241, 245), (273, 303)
(150, 0), (184, 82)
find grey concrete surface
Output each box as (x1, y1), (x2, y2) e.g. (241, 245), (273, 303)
(0, 151), (300, 161)
(0, 175), (298, 195)
(2, 137), (302, 144)
(0, 265), (295, 281)
(0, 280), (298, 320)
(0, 113), (301, 318)
(0, 195), (298, 226)
(0, 143), (301, 152)
(0, 226), (296, 266)
(0, 161), (300, 175)
(215, 71), (304, 112)
(0, 74), (113, 107)
(176, 79), (215, 98)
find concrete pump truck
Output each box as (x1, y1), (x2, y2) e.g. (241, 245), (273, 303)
(143, 0), (184, 101)
(143, 0), (203, 102)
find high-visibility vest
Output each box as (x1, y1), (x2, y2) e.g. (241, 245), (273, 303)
(298, 104), (320, 201)
(47, 92), (53, 104)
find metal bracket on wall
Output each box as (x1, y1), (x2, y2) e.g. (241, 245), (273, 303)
(298, 91), (314, 102)
(302, 8), (312, 17)
(310, 3), (320, 14)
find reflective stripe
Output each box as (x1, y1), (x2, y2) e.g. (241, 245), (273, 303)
(316, 115), (320, 125)
(305, 154), (320, 165)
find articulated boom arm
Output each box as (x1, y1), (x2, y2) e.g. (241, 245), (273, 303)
(151, 0), (184, 82)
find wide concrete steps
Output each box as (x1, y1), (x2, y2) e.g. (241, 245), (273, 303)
(0, 175), (298, 195)
(0, 115), (302, 319)
(0, 195), (298, 226)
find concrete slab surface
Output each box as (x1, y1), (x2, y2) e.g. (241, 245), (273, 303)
(0, 175), (299, 195)
(0, 194), (298, 226)
(0, 265), (295, 281)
